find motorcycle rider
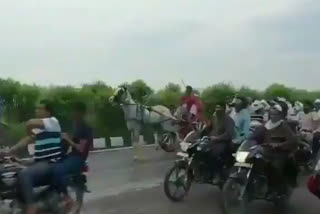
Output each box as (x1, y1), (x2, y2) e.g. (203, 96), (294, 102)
(260, 99), (270, 122)
(3, 100), (63, 214)
(299, 100), (314, 144)
(249, 100), (266, 138)
(252, 101), (298, 196)
(293, 101), (305, 128)
(51, 101), (93, 211)
(202, 101), (235, 182)
(231, 96), (250, 145)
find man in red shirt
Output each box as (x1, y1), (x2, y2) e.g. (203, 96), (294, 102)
(180, 86), (203, 122)
(178, 86), (204, 139)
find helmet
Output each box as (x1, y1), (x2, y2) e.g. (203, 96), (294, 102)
(260, 100), (270, 111)
(251, 100), (264, 112)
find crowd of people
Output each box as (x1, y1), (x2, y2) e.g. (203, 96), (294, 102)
(179, 85), (320, 199)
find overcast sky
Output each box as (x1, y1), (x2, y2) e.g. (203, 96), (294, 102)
(0, 0), (319, 90)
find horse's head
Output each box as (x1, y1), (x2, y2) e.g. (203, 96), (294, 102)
(109, 85), (131, 104)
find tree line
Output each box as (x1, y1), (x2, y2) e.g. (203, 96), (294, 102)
(0, 78), (319, 147)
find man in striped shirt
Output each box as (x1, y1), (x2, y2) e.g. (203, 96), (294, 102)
(6, 99), (62, 214)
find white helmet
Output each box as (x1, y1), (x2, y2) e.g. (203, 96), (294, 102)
(294, 101), (304, 111)
(260, 100), (270, 111)
(314, 99), (320, 104)
(251, 100), (264, 112)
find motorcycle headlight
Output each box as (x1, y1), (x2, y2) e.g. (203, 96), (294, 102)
(236, 151), (250, 163)
(180, 142), (191, 152)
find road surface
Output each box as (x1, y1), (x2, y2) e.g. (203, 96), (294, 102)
(83, 147), (320, 214)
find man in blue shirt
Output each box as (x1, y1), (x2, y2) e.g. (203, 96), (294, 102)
(231, 96), (250, 145)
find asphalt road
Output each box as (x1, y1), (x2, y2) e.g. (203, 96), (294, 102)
(83, 147), (320, 214)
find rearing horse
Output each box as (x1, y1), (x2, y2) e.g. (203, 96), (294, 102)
(109, 85), (181, 159)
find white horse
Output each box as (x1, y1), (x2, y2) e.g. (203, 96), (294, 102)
(109, 86), (183, 159)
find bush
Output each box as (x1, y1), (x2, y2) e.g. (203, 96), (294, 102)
(1, 78), (320, 148)
(201, 83), (236, 117)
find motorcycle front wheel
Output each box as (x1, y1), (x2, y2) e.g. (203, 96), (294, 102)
(163, 163), (192, 202)
(222, 178), (248, 214)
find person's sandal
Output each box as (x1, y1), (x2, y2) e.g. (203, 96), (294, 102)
(61, 196), (75, 213)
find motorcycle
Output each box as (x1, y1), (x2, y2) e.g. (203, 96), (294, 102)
(222, 140), (297, 214)
(0, 156), (88, 214)
(163, 129), (234, 202)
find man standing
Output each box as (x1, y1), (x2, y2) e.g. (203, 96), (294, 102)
(5, 100), (63, 214)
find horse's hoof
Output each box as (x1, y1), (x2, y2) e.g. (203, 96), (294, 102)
(134, 156), (145, 162)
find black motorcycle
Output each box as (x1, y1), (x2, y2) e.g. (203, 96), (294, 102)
(163, 136), (234, 202)
(222, 140), (297, 214)
(0, 156), (88, 214)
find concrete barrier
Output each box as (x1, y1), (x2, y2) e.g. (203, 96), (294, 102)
(93, 138), (106, 149)
(110, 137), (124, 147)
(27, 135), (152, 155)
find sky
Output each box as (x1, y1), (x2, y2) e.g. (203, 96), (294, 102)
(0, 0), (319, 90)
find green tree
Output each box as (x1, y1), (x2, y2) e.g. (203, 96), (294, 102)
(128, 80), (153, 103)
(14, 84), (40, 122)
(237, 86), (262, 100)
(264, 84), (292, 101)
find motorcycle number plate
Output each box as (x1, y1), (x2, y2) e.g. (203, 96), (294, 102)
(177, 152), (188, 158)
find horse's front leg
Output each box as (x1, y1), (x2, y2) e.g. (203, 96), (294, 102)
(132, 127), (143, 161)
(154, 132), (160, 150)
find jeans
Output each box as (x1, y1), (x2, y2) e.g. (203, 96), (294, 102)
(18, 161), (53, 204)
(52, 155), (85, 195)
(210, 141), (231, 173)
